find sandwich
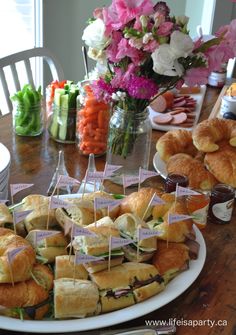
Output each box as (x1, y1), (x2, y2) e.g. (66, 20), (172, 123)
(0, 203), (26, 236)
(26, 229), (68, 263)
(55, 255), (88, 280)
(72, 216), (124, 273)
(148, 199), (193, 243)
(54, 278), (100, 318)
(0, 263), (53, 320)
(90, 262), (165, 313)
(21, 194), (58, 232)
(152, 241), (190, 284)
(114, 213), (157, 262)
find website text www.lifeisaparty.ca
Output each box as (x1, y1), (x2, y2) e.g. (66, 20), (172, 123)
(145, 318), (228, 329)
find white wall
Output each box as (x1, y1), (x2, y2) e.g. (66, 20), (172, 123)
(185, 0), (205, 38)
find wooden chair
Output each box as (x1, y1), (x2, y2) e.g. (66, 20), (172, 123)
(0, 47), (64, 115)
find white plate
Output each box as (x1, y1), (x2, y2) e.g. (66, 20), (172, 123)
(0, 143), (11, 173)
(148, 85), (206, 131)
(0, 226), (206, 333)
(153, 152), (167, 179)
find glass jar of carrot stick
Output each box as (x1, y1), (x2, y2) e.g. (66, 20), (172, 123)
(76, 81), (110, 156)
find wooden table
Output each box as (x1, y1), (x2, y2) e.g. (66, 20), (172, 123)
(0, 86), (236, 335)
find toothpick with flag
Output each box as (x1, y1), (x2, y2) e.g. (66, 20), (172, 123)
(7, 246), (28, 286)
(176, 185), (201, 197)
(141, 193), (166, 220)
(13, 210), (33, 236)
(122, 175), (139, 195)
(10, 183), (34, 205)
(108, 236), (133, 271)
(53, 175), (80, 197)
(138, 168), (159, 190)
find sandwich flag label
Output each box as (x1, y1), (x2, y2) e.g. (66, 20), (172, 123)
(139, 168), (159, 183)
(72, 225), (97, 238)
(150, 194), (166, 206)
(50, 196), (72, 209)
(176, 186), (200, 197)
(74, 252), (104, 265)
(7, 246), (28, 264)
(86, 171), (104, 182)
(104, 163), (122, 177)
(110, 236), (133, 249)
(94, 197), (121, 210)
(123, 175), (139, 188)
(168, 213), (193, 225)
(13, 210), (33, 225)
(57, 175), (80, 187)
(138, 227), (162, 240)
(10, 183), (34, 197)
(36, 230), (61, 243)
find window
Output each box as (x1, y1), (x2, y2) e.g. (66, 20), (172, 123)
(0, 0), (42, 115)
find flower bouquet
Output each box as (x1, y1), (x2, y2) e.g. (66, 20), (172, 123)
(82, 0), (236, 176)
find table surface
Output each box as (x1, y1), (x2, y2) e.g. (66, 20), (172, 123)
(0, 86), (236, 335)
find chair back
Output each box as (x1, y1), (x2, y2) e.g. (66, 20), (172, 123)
(0, 47), (64, 115)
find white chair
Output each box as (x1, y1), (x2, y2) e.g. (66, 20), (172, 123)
(0, 47), (64, 115)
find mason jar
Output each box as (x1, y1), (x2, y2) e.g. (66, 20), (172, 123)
(106, 106), (152, 183)
(13, 100), (43, 136)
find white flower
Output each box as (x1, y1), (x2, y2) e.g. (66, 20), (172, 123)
(143, 33), (153, 44)
(151, 44), (185, 77)
(87, 47), (106, 63)
(129, 37), (143, 49)
(82, 18), (110, 50)
(151, 44), (175, 76)
(170, 31), (194, 58)
(112, 91), (126, 102)
(175, 15), (189, 26)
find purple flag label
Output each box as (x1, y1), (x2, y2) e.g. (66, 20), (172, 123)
(10, 183), (34, 197)
(50, 196), (72, 209)
(7, 246), (27, 264)
(74, 252), (104, 265)
(151, 194), (166, 206)
(94, 197), (121, 210)
(138, 227), (162, 240)
(72, 225), (97, 237)
(108, 199), (122, 210)
(139, 168), (159, 183)
(36, 230), (60, 243)
(57, 175), (80, 187)
(104, 164), (122, 177)
(110, 236), (133, 249)
(86, 171), (104, 182)
(13, 210), (33, 225)
(123, 175), (139, 188)
(168, 213), (193, 224)
(176, 186), (200, 197)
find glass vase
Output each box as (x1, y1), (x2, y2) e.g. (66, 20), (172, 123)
(106, 106), (152, 184)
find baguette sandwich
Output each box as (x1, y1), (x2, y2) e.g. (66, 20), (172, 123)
(90, 262), (165, 313)
(26, 230), (68, 263)
(114, 213), (157, 262)
(73, 217), (124, 273)
(54, 278), (100, 319)
(55, 255), (88, 280)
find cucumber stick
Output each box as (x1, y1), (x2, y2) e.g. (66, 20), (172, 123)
(58, 94), (69, 141)
(49, 89), (65, 138)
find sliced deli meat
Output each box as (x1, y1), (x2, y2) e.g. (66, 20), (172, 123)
(153, 113), (173, 124)
(170, 112), (187, 125)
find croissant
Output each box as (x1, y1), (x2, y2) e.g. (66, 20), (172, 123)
(204, 141), (236, 187)
(192, 118), (236, 152)
(166, 153), (218, 190)
(156, 129), (198, 162)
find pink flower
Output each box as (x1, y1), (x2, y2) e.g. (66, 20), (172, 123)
(157, 22), (174, 36)
(127, 76), (158, 99)
(184, 67), (209, 86)
(143, 39), (159, 52)
(93, 7), (104, 20)
(115, 0), (154, 26)
(106, 31), (123, 62)
(92, 78), (115, 103)
(116, 38), (145, 65)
